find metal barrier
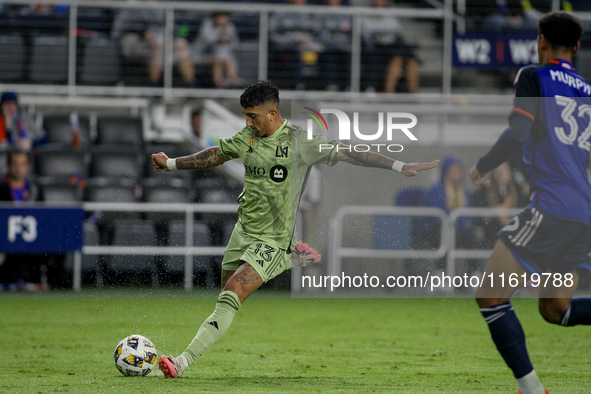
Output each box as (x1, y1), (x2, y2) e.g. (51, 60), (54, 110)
(327, 206), (449, 278)
(326, 205), (526, 294)
(74, 202), (239, 292)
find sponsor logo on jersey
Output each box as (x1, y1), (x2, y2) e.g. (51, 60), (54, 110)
(245, 165), (266, 176)
(270, 165), (288, 183)
(246, 146), (254, 153)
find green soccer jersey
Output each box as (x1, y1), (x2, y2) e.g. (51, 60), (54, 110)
(219, 119), (340, 250)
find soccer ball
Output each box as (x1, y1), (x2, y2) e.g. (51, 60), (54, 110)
(113, 335), (158, 376)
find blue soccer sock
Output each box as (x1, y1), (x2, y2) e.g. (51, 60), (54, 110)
(480, 301), (534, 379)
(561, 297), (591, 326)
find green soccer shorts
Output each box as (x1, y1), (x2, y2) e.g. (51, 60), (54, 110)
(222, 227), (291, 282)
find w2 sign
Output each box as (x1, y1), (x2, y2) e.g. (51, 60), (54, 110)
(453, 32), (538, 68)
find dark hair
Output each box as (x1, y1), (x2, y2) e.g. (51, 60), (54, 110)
(7, 148), (30, 167)
(240, 80), (279, 108)
(539, 11), (583, 49)
(0, 91), (18, 106)
(212, 11), (230, 18)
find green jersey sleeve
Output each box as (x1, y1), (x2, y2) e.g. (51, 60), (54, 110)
(219, 128), (250, 159)
(292, 126), (341, 166)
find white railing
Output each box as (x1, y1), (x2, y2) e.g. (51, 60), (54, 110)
(326, 205), (526, 294)
(327, 206), (449, 278)
(74, 202), (239, 292)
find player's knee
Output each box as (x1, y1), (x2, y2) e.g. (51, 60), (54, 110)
(538, 299), (570, 325)
(475, 295), (510, 309)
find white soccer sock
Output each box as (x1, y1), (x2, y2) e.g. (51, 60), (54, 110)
(178, 354), (188, 370)
(517, 370), (545, 394)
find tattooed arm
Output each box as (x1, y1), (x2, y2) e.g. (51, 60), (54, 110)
(151, 146), (232, 172)
(333, 146), (439, 177)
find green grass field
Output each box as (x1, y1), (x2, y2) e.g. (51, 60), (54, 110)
(1, 289), (589, 394)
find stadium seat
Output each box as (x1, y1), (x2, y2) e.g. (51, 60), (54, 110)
(161, 220), (215, 287)
(234, 40), (259, 83)
(96, 115), (144, 146)
(29, 35), (68, 84)
(90, 145), (144, 181)
(0, 34), (25, 82)
(85, 177), (140, 221)
(77, 8), (113, 33)
(106, 219), (158, 286)
(79, 38), (121, 86)
(222, 222), (236, 245)
(64, 221), (103, 287)
(35, 144), (88, 178)
(141, 177), (194, 224)
(37, 176), (83, 202)
(193, 177), (230, 202)
(43, 114), (92, 147)
(199, 187), (237, 227)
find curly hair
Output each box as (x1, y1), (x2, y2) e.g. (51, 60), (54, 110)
(240, 80), (279, 108)
(539, 11), (583, 49)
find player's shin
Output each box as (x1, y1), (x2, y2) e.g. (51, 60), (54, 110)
(181, 290), (242, 366)
(480, 301), (545, 394)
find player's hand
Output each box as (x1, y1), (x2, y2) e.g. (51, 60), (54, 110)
(151, 152), (170, 172)
(401, 160), (440, 177)
(469, 164), (490, 186)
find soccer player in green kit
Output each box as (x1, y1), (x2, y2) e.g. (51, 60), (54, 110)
(151, 80), (439, 378)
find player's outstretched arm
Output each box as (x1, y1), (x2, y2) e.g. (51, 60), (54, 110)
(151, 146), (232, 172)
(333, 147), (439, 177)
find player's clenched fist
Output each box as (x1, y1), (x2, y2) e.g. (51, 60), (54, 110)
(151, 152), (170, 172)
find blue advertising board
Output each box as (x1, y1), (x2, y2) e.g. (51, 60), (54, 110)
(453, 32), (538, 68)
(0, 206), (84, 253)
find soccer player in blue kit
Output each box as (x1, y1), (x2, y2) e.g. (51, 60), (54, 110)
(469, 12), (591, 394)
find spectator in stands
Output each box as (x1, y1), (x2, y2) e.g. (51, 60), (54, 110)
(361, 0), (420, 93)
(319, 0), (352, 91)
(0, 149), (42, 202)
(193, 12), (242, 88)
(0, 92), (45, 150)
(111, 0), (195, 86)
(269, 0), (324, 90)
(466, 0), (540, 31)
(0, 149), (50, 291)
(416, 156), (474, 249)
(471, 161), (525, 249)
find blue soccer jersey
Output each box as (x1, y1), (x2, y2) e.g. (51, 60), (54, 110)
(511, 59), (591, 226)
